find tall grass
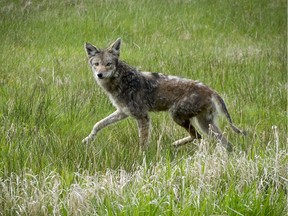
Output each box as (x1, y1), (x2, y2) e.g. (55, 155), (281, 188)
(0, 0), (287, 215)
(1, 138), (287, 215)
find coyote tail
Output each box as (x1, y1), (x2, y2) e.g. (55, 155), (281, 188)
(214, 94), (246, 135)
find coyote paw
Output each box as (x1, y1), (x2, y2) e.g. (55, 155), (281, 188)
(172, 136), (193, 147)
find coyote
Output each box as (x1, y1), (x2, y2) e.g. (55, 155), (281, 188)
(82, 38), (245, 151)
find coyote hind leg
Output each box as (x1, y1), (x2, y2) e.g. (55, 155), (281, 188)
(172, 136), (194, 147)
(196, 114), (233, 152)
(171, 118), (201, 147)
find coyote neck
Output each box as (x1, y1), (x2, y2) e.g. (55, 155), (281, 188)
(96, 60), (149, 113)
(98, 61), (138, 93)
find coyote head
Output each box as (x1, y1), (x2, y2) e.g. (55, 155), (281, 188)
(85, 38), (121, 80)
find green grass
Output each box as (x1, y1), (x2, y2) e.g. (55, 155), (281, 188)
(0, 0), (287, 215)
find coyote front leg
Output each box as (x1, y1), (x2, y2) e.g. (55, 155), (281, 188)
(136, 115), (151, 148)
(82, 110), (128, 144)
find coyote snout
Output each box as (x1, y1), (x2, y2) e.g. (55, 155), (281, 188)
(97, 73), (104, 79)
(82, 38), (245, 152)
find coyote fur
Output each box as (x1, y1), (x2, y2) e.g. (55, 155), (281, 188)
(82, 38), (245, 151)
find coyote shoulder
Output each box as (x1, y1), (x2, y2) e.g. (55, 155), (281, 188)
(82, 38), (245, 151)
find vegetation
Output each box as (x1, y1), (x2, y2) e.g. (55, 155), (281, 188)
(0, 0), (287, 215)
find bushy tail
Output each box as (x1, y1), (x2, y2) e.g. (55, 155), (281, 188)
(214, 94), (246, 135)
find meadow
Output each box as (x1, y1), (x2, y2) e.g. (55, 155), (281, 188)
(0, 0), (287, 215)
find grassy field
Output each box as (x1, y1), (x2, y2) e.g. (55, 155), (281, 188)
(0, 0), (287, 215)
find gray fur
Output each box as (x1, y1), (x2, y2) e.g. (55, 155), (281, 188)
(82, 38), (245, 151)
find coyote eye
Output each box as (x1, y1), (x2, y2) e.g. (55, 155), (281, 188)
(106, 62), (112, 67)
(94, 62), (100, 66)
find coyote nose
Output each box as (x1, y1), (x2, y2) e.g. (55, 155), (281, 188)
(97, 73), (103, 79)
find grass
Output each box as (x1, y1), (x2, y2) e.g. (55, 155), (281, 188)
(0, 0), (287, 215)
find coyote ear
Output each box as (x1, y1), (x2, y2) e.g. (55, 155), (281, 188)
(85, 42), (100, 57)
(108, 38), (121, 56)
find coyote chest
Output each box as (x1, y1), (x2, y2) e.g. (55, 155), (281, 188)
(97, 70), (160, 115)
